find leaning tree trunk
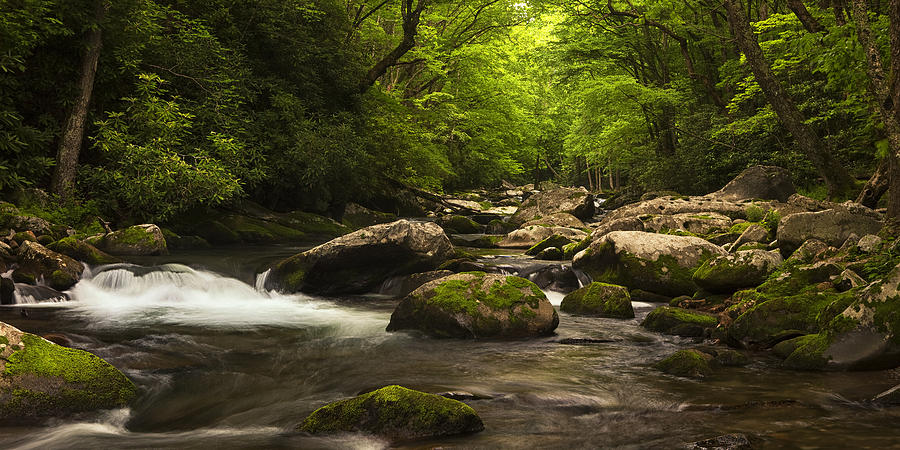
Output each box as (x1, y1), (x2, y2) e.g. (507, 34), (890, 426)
(724, 0), (854, 199)
(359, 0), (425, 92)
(856, 158), (890, 208)
(851, 0), (900, 218)
(51, 0), (109, 199)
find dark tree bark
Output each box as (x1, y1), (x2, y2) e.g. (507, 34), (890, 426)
(51, 0), (109, 198)
(857, 158), (890, 208)
(787, 0), (824, 33)
(724, 0), (854, 198)
(359, 0), (426, 92)
(852, 0), (900, 217)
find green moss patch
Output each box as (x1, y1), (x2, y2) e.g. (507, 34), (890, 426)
(298, 385), (484, 442)
(641, 306), (718, 337)
(654, 349), (713, 378)
(1, 334), (136, 419)
(561, 282), (634, 318)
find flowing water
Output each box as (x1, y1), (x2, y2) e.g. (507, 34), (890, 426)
(1, 246), (900, 449)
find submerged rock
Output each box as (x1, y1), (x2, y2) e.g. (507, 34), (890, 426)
(12, 241), (84, 291)
(268, 220), (454, 295)
(641, 306), (718, 337)
(686, 433), (752, 450)
(573, 231), (727, 297)
(510, 187), (595, 226)
(0, 321), (136, 421)
(387, 272), (559, 339)
(298, 385), (483, 442)
(560, 282), (634, 319)
(654, 349), (714, 378)
(94, 224), (168, 256)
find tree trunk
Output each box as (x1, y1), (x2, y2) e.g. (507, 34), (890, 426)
(51, 0), (109, 198)
(724, 0), (853, 198)
(359, 0), (425, 92)
(787, 0), (824, 33)
(852, 0), (900, 217)
(856, 158), (890, 207)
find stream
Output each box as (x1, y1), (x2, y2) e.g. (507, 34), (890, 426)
(1, 245), (899, 449)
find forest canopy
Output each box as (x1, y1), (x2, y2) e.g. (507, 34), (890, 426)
(1, 0), (898, 223)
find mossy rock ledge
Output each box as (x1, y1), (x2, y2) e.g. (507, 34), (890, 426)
(94, 224), (168, 256)
(641, 306), (718, 337)
(267, 220), (454, 295)
(573, 231), (727, 297)
(387, 272), (559, 338)
(560, 282), (634, 319)
(12, 241), (84, 291)
(0, 321), (136, 421)
(48, 237), (121, 266)
(298, 385), (484, 442)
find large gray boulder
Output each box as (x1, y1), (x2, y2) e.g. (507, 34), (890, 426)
(777, 206), (882, 250)
(386, 272), (559, 338)
(267, 220), (454, 295)
(0, 321), (136, 421)
(510, 187), (594, 226)
(603, 196), (745, 222)
(642, 212), (733, 235)
(497, 225), (587, 249)
(521, 212), (586, 229)
(692, 250), (783, 293)
(12, 241), (84, 291)
(589, 217), (645, 241)
(93, 224), (168, 256)
(573, 231), (727, 297)
(709, 165), (795, 202)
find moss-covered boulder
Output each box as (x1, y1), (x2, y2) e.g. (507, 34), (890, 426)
(692, 250), (783, 294)
(12, 241), (84, 291)
(525, 234), (573, 256)
(387, 272), (559, 339)
(772, 263), (900, 370)
(654, 349), (714, 378)
(641, 306), (718, 337)
(497, 225), (587, 249)
(48, 237), (121, 265)
(0, 322), (136, 421)
(342, 203), (397, 229)
(603, 196), (746, 223)
(439, 215), (481, 234)
(94, 224), (167, 256)
(214, 214), (307, 243)
(267, 220), (454, 295)
(723, 265), (856, 350)
(509, 187), (595, 227)
(298, 385), (483, 442)
(560, 282), (634, 318)
(573, 231), (727, 297)
(535, 247), (564, 260)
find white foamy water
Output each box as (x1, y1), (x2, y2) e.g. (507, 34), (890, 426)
(65, 264), (388, 332)
(544, 290), (566, 306)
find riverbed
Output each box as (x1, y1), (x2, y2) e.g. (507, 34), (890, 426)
(1, 245), (899, 449)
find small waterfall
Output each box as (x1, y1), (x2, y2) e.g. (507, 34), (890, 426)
(254, 269), (272, 292)
(66, 263), (388, 331)
(13, 284), (70, 304)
